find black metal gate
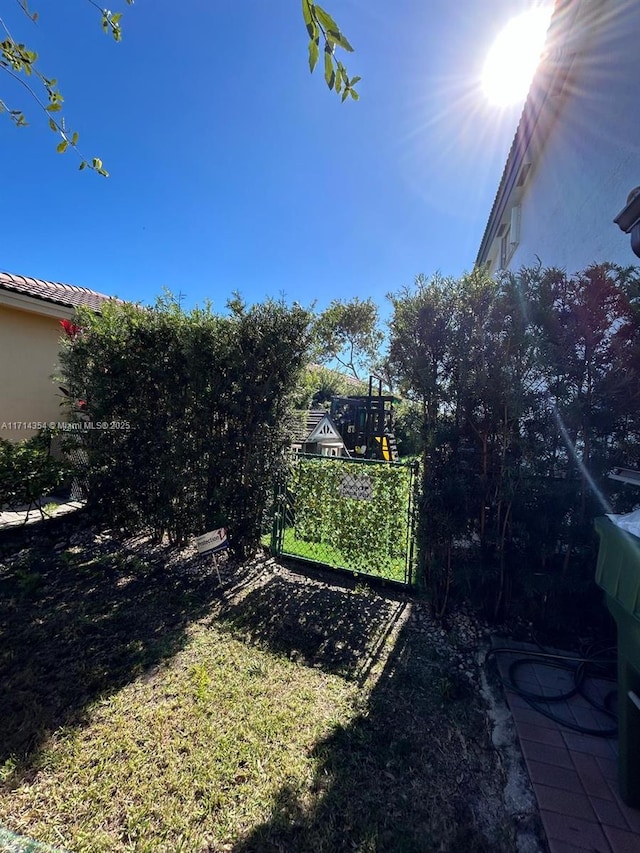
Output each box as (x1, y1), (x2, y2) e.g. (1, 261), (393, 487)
(270, 453), (417, 585)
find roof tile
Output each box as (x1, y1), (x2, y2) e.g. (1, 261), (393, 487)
(0, 270), (120, 312)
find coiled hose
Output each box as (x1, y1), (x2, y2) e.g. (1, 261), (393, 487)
(485, 641), (618, 738)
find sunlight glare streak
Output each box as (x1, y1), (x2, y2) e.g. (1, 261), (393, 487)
(552, 408), (613, 514)
(512, 280), (613, 516)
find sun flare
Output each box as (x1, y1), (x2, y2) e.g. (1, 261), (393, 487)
(482, 6), (553, 107)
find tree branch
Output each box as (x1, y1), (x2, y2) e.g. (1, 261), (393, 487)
(0, 63), (106, 174)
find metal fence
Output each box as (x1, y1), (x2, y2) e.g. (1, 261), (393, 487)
(270, 453), (417, 585)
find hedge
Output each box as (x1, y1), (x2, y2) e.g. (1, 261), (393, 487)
(59, 294), (311, 556)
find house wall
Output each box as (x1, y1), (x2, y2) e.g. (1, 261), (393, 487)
(489, 1), (640, 274)
(0, 303), (69, 442)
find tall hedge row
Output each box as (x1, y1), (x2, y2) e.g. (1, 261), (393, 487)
(388, 263), (640, 633)
(59, 295), (311, 555)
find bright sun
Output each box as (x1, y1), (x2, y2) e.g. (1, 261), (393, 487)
(482, 6), (553, 107)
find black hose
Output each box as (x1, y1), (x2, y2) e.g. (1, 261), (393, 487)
(485, 642), (618, 738)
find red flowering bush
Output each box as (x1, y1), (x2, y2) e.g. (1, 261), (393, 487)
(59, 319), (80, 339)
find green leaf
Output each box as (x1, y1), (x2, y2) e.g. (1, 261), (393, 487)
(314, 6), (339, 36)
(111, 13), (122, 24)
(46, 103), (62, 112)
(92, 157), (103, 169)
(350, 88), (359, 101)
(341, 88), (349, 103)
(324, 50), (335, 90)
(301, 0), (315, 38)
(308, 37), (319, 73)
(71, 131), (79, 146)
(79, 161), (87, 171)
(314, 6), (353, 52)
(48, 118), (57, 132)
(329, 30), (354, 52)
(350, 76), (361, 85)
(56, 139), (68, 154)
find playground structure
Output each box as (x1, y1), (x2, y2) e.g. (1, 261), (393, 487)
(329, 376), (399, 462)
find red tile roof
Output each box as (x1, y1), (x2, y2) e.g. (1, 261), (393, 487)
(0, 270), (120, 312)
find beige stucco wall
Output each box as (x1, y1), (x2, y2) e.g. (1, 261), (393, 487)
(0, 302), (70, 443)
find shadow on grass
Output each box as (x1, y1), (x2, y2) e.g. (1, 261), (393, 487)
(207, 565), (514, 853)
(226, 615), (511, 853)
(213, 568), (408, 683)
(0, 530), (225, 773)
(1, 527), (515, 852)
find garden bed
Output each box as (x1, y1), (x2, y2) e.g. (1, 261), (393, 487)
(1, 523), (527, 852)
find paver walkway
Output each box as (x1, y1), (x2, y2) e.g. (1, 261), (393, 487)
(494, 641), (640, 853)
(0, 499), (83, 530)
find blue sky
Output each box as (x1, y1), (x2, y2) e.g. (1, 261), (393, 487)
(1, 0), (543, 313)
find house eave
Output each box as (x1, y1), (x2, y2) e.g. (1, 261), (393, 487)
(0, 287), (75, 320)
(475, 73), (556, 268)
(475, 0), (589, 269)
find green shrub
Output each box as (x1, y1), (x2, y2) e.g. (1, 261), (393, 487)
(0, 431), (68, 512)
(58, 294), (311, 556)
(388, 264), (640, 635)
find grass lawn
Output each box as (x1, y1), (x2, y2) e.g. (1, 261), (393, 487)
(276, 528), (407, 583)
(3, 623), (353, 852)
(0, 526), (515, 852)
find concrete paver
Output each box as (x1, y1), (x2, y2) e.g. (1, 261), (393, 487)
(494, 641), (638, 853)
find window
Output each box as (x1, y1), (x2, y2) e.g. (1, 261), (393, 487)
(498, 205), (521, 270)
(500, 227), (511, 269)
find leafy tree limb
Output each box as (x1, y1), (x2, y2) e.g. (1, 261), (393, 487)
(2, 2), (359, 174)
(302, 0), (360, 101)
(1, 0), (133, 175)
(313, 297), (383, 381)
